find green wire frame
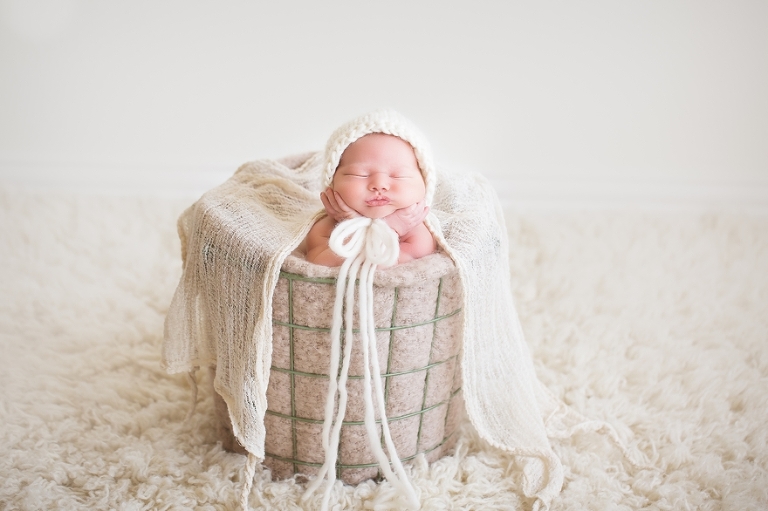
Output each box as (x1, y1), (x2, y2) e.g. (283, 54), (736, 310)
(266, 270), (463, 478)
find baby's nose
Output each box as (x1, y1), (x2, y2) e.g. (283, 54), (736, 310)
(369, 173), (390, 191)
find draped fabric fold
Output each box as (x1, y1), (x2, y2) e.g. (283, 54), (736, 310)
(163, 153), (608, 509)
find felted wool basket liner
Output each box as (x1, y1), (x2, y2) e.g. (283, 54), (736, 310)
(213, 250), (465, 485)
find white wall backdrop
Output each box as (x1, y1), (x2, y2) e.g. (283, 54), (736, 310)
(1, 0), (767, 208)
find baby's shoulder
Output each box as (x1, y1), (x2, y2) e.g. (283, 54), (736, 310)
(304, 215), (335, 252)
(401, 221), (434, 242)
(308, 215), (335, 235)
(399, 222), (436, 261)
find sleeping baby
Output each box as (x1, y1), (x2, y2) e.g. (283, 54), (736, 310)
(302, 111), (437, 266)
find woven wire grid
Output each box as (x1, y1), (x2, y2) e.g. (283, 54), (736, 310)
(266, 270), (462, 478)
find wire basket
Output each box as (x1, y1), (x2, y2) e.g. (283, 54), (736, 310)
(216, 252), (464, 485)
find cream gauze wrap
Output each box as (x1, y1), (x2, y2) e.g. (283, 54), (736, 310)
(162, 112), (632, 511)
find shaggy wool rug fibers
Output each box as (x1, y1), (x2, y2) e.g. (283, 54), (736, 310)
(1, 186), (766, 510)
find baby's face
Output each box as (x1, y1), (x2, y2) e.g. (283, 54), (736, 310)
(332, 133), (426, 219)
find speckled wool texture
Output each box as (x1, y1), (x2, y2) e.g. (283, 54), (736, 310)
(212, 251), (465, 485)
(161, 146), (591, 509)
(270, 253), (464, 482)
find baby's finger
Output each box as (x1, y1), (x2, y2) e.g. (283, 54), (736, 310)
(320, 191), (334, 212)
(320, 191), (344, 221)
(401, 202), (419, 216)
(418, 204), (429, 221)
(333, 191), (354, 213)
(324, 189), (341, 211)
(408, 201), (427, 220)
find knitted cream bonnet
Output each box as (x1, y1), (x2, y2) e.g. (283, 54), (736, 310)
(322, 109), (437, 206)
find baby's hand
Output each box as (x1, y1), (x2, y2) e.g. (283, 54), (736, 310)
(320, 187), (360, 222)
(384, 201), (429, 238)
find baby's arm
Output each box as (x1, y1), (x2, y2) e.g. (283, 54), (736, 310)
(304, 216), (345, 266)
(397, 222), (436, 264)
(386, 201), (433, 264)
(384, 201), (429, 238)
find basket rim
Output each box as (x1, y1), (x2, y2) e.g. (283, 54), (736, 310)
(282, 250), (457, 288)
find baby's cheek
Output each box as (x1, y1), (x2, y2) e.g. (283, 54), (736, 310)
(403, 185), (426, 204)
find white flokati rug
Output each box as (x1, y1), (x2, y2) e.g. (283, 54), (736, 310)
(1, 185), (767, 511)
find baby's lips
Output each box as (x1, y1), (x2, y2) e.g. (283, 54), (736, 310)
(365, 196), (391, 206)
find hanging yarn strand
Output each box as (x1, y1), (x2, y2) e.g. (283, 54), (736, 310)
(303, 219), (368, 504)
(321, 255), (364, 510)
(302, 218), (418, 510)
(359, 257), (420, 507)
(368, 263), (419, 503)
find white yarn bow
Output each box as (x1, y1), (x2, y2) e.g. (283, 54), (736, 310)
(302, 217), (420, 510)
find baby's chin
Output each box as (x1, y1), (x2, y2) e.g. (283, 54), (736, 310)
(355, 206), (396, 219)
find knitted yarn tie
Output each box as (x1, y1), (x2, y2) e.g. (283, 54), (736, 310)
(301, 217), (420, 510)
